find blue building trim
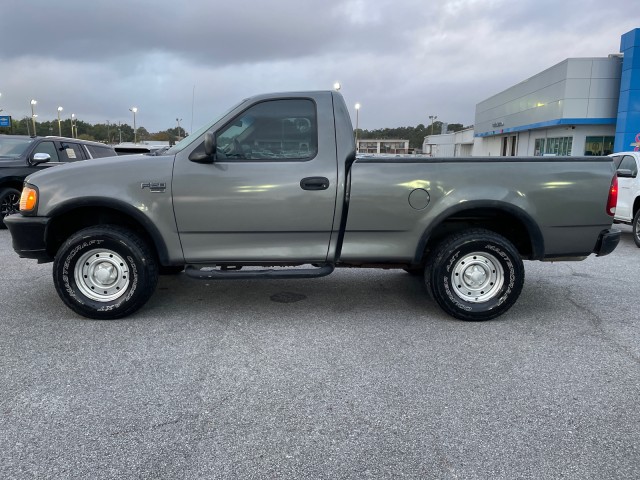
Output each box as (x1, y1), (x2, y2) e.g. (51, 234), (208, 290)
(614, 28), (640, 152)
(474, 118), (616, 138)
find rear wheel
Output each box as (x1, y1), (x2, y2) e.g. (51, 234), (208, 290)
(633, 209), (640, 248)
(0, 187), (21, 229)
(425, 229), (524, 321)
(53, 225), (159, 319)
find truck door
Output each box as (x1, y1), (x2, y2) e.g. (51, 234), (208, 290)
(172, 97), (338, 263)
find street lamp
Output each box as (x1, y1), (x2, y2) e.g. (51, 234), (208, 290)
(176, 118), (182, 138)
(30, 99), (37, 136)
(106, 120), (110, 143)
(129, 107), (138, 143)
(354, 103), (361, 153)
(429, 115), (438, 135)
(71, 113), (76, 138)
(57, 106), (63, 136)
(333, 82), (341, 91)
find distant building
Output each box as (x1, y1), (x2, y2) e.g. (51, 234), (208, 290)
(357, 139), (409, 154)
(422, 27), (640, 157)
(423, 128), (474, 157)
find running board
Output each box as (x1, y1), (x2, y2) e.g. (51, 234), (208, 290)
(184, 264), (335, 280)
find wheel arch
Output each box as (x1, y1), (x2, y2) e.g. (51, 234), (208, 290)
(633, 196), (640, 217)
(0, 177), (25, 192)
(414, 201), (545, 264)
(45, 198), (170, 265)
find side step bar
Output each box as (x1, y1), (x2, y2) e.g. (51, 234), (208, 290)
(184, 264), (335, 280)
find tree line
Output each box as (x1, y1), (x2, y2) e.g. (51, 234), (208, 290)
(0, 117), (184, 144)
(357, 121), (466, 149)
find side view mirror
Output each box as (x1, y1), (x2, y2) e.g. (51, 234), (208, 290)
(31, 153), (51, 165)
(189, 131), (216, 163)
(617, 168), (636, 178)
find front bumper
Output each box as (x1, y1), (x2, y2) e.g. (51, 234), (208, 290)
(3, 214), (53, 262)
(593, 228), (620, 257)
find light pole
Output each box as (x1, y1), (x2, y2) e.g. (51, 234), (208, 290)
(57, 106), (63, 136)
(106, 120), (110, 144)
(71, 113), (76, 138)
(429, 115), (438, 135)
(30, 99), (37, 136)
(176, 118), (182, 138)
(354, 103), (360, 153)
(118, 121), (122, 144)
(129, 107), (138, 143)
(0, 92), (3, 113)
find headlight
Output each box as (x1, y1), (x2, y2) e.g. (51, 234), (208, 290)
(19, 185), (38, 213)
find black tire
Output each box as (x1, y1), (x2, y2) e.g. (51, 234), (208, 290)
(425, 229), (524, 321)
(52, 225), (159, 319)
(633, 209), (640, 248)
(0, 187), (21, 229)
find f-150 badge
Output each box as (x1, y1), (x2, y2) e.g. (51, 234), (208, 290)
(140, 182), (166, 193)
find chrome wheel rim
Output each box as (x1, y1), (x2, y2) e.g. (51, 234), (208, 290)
(74, 249), (130, 302)
(452, 252), (504, 303)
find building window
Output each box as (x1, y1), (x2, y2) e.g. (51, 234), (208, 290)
(584, 136), (615, 156)
(534, 136), (573, 156)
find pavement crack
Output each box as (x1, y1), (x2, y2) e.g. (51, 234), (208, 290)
(566, 294), (640, 365)
(109, 414), (194, 437)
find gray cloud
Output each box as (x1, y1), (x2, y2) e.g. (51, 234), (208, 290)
(0, 0), (637, 133)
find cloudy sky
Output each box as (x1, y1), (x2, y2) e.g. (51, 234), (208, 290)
(0, 0), (637, 134)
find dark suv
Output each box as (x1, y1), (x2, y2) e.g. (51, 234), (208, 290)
(0, 135), (117, 226)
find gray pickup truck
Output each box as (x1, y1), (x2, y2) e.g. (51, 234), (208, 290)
(4, 91), (620, 321)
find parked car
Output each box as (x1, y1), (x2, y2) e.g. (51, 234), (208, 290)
(113, 143), (170, 155)
(0, 135), (116, 226)
(610, 151), (640, 246)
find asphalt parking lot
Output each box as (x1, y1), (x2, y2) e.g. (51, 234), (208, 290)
(1, 226), (639, 479)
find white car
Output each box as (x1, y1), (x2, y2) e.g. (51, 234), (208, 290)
(611, 151), (640, 247)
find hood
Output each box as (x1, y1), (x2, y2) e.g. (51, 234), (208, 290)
(25, 153), (175, 185)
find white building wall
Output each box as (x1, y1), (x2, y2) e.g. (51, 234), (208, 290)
(475, 57), (621, 137)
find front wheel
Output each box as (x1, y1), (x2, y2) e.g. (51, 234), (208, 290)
(0, 187), (21, 229)
(632, 210), (640, 248)
(53, 225), (159, 319)
(425, 229), (524, 321)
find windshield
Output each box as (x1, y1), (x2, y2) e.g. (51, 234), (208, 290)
(164, 99), (246, 155)
(0, 137), (34, 158)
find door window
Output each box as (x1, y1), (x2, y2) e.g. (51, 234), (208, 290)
(618, 155), (638, 176)
(32, 141), (60, 162)
(215, 99), (317, 161)
(59, 142), (85, 162)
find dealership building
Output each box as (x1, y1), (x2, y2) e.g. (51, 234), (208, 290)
(423, 28), (640, 157)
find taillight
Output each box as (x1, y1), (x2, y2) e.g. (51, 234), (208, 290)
(606, 173), (618, 216)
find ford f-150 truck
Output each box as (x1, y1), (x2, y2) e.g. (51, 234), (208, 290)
(4, 91), (620, 321)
